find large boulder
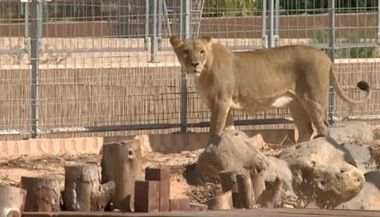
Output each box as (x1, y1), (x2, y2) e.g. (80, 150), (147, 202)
(325, 121), (378, 174)
(195, 128), (293, 192)
(195, 128), (269, 180)
(335, 171), (380, 210)
(264, 156), (293, 193)
(327, 121), (374, 144)
(279, 138), (365, 208)
(337, 142), (378, 173)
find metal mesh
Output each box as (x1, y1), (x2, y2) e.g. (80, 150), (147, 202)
(0, 0), (379, 139)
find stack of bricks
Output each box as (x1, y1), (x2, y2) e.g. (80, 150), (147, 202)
(134, 167), (190, 212)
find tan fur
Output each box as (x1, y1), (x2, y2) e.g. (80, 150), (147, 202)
(170, 36), (371, 142)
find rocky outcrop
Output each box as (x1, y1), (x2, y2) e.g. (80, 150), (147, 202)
(279, 138), (365, 208)
(194, 121), (380, 209)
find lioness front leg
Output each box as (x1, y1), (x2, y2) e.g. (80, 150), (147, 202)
(289, 101), (314, 142)
(300, 98), (328, 138)
(225, 110), (235, 129)
(209, 101), (230, 144)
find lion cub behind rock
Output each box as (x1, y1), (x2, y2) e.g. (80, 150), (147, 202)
(169, 36), (371, 142)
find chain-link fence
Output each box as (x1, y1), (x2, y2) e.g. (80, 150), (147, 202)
(0, 0), (379, 139)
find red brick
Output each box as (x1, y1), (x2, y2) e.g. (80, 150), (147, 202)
(145, 167), (171, 212)
(134, 181), (160, 212)
(169, 198), (190, 211)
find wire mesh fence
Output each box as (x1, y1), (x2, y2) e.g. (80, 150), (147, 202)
(0, 0), (379, 140)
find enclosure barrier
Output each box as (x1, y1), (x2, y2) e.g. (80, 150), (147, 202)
(0, 0), (379, 139)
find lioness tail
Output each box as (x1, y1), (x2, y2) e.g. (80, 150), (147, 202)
(330, 66), (371, 104)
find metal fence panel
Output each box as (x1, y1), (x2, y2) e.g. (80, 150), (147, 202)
(0, 0), (31, 137)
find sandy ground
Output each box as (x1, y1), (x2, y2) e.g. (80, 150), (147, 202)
(0, 135), (379, 208)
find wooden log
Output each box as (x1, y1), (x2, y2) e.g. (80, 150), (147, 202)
(236, 170), (255, 209)
(145, 167), (170, 212)
(21, 176), (61, 212)
(63, 163), (115, 211)
(101, 140), (143, 212)
(134, 181), (160, 213)
(0, 184), (27, 217)
(206, 191), (233, 210)
(250, 170), (266, 201)
(219, 170), (239, 208)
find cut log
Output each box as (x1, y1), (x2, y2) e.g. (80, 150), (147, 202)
(219, 170), (239, 208)
(21, 176), (61, 212)
(250, 171), (266, 201)
(0, 184), (27, 217)
(63, 163), (115, 211)
(236, 170), (255, 209)
(206, 191), (233, 210)
(101, 140), (143, 212)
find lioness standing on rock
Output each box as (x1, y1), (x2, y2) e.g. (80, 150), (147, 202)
(169, 36), (371, 142)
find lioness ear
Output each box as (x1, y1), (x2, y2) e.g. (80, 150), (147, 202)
(201, 36), (213, 45)
(169, 36), (183, 48)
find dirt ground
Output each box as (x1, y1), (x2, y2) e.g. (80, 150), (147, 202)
(0, 140), (288, 205)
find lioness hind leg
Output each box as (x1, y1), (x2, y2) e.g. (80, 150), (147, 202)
(289, 101), (314, 142)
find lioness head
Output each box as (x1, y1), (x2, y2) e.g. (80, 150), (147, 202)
(169, 36), (213, 75)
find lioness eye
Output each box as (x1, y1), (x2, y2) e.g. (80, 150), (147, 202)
(200, 50), (205, 55)
(183, 50), (189, 57)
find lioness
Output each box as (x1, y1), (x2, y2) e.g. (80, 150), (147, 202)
(169, 36), (371, 142)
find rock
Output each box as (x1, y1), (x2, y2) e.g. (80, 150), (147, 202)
(335, 182), (380, 210)
(247, 134), (267, 150)
(257, 177), (283, 208)
(326, 121), (378, 173)
(264, 156), (293, 193)
(337, 170), (380, 210)
(195, 128), (268, 181)
(338, 142), (378, 173)
(195, 128), (295, 208)
(367, 140), (380, 166)
(365, 170), (380, 189)
(327, 121), (374, 144)
(372, 126), (380, 140)
(279, 138), (365, 208)
(189, 203), (208, 211)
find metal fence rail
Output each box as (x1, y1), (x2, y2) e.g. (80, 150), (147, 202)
(0, 0), (379, 139)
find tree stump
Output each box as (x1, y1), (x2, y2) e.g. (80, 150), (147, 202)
(219, 170), (239, 208)
(101, 140), (143, 212)
(236, 170), (255, 209)
(21, 176), (61, 212)
(206, 191), (233, 210)
(63, 163), (115, 211)
(0, 184), (27, 217)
